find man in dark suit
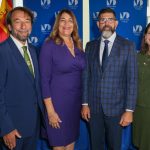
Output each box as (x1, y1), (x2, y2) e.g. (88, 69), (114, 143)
(0, 7), (44, 150)
(81, 8), (137, 150)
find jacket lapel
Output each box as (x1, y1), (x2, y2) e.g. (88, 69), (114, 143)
(28, 45), (39, 83)
(8, 37), (35, 83)
(92, 38), (101, 73)
(102, 35), (121, 73)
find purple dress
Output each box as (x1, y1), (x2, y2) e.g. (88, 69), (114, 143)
(39, 40), (85, 146)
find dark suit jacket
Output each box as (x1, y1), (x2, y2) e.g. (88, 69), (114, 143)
(82, 35), (138, 116)
(0, 37), (44, 137)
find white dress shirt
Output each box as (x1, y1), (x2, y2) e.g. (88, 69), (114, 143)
(99, 32), (116, 65)
(10, 35), (35, 74)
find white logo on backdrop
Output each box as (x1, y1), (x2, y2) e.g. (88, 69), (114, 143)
(107, 0), (117, 7)
(32, 11), (37, 20)
(92, 12), (99, 21)
(68, 0), (78, 9)
(54, 11), (60, 18)
(134, 0), (143, 10)
(133, 25), (143, 35)
(28, 37), (39, 45)
(68, 0), (78, 6)
(120, 12), (130, 23)
(41, 24), (51, 34)
(41, 0), (51, 9)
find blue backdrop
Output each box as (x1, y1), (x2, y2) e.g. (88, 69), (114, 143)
(90, 0), (147, 50)
(23, 0), (147, 150)
(23, 0), (82, 47)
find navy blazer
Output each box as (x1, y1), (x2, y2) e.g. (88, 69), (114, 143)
(0, 37), (44, 137)
(82, 35), (138, 116)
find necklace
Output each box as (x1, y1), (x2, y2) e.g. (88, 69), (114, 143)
(65, 38), (75, 57)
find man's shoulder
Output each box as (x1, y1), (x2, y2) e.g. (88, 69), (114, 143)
(28, 43), (40, 57)
(28, 43), (37, 50)
(116, 35), (134, 45)
(84, 38), (99, 54)
(0, 38), (10, 54)
(85, 38), (100, 51)
(86, 38), (99, 45)
(0, 38), (9, 46)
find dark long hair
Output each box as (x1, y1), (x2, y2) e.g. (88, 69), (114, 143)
(140, 23), (150, 54)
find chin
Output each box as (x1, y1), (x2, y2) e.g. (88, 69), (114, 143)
(102, 31), (113, 39)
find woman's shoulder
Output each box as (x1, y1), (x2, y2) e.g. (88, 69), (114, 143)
(75, 47), (85, 55)
(41, 39), (58, 51)
(137, 52), (150, 65)
(137, 52), (145, 58)
(42, 39), (56, 47)
(138, 51), (150, 57)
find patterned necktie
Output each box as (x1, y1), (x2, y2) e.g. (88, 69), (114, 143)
(102, 40), (109, 72)
(22, 46), (34, 76)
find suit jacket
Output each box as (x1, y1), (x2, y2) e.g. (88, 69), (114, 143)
(82, 35), (138, 116)
(0, 37), (44, 137)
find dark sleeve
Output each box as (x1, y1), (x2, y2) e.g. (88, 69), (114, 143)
(39, 41), (53, 99)
(126, 42), (138, 110)
(0, 47), (15, 137)
(82, 42), (91, 104)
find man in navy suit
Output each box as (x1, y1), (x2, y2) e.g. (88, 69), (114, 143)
(0, 7), (44, 150)
(81, 8), (137, 150)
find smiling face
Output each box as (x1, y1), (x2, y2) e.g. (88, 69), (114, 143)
(97, 12), (118, 39)
(8, 10), (32, 44)
(58, 12), (74, 38)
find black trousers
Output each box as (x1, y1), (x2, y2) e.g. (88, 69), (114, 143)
(88, 109), (122, 150)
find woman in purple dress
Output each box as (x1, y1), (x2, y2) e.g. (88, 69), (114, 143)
(39, 9), (85, 150)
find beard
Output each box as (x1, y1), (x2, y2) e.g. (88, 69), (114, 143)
(101, 25), (115, 39)
(11, 29), (31, 42)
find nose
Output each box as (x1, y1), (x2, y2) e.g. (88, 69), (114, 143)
(64, 21), (69, 26)
(21, 22), (26, 29)
(104, 21), (110, 25)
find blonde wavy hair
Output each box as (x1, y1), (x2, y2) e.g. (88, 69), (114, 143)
(47, 9), (83, 50)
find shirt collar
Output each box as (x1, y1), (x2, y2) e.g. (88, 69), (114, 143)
(10, 34), (28, 50)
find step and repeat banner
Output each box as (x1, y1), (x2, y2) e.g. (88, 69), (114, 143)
(23, 0), (82, 48)
(90, 0), (147, 50)
(23, 0), (147, 150)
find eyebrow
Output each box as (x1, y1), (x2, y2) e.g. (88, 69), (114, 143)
(60, 17), (73, 21)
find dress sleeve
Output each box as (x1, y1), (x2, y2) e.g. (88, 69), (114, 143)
(39, 41), (53, 99)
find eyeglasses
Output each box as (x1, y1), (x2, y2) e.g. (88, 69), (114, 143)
(99, 18), (116, 23)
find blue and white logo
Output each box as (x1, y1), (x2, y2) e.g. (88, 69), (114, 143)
(68, 0), (78, 9)
(120, 12), (130, 23)
(41, 0), (51, 9)
(106, 0), (117, 7)
(68, 0), (78, 5)
(133, 25), (143, 36)
(133, 0), (143, 10)
(92, 12), (99, 21)
(28, 37), (39, 46)
(32, 11), (37, 20)
(41, 24), (51, 34)
(54, 11), (60, 19)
